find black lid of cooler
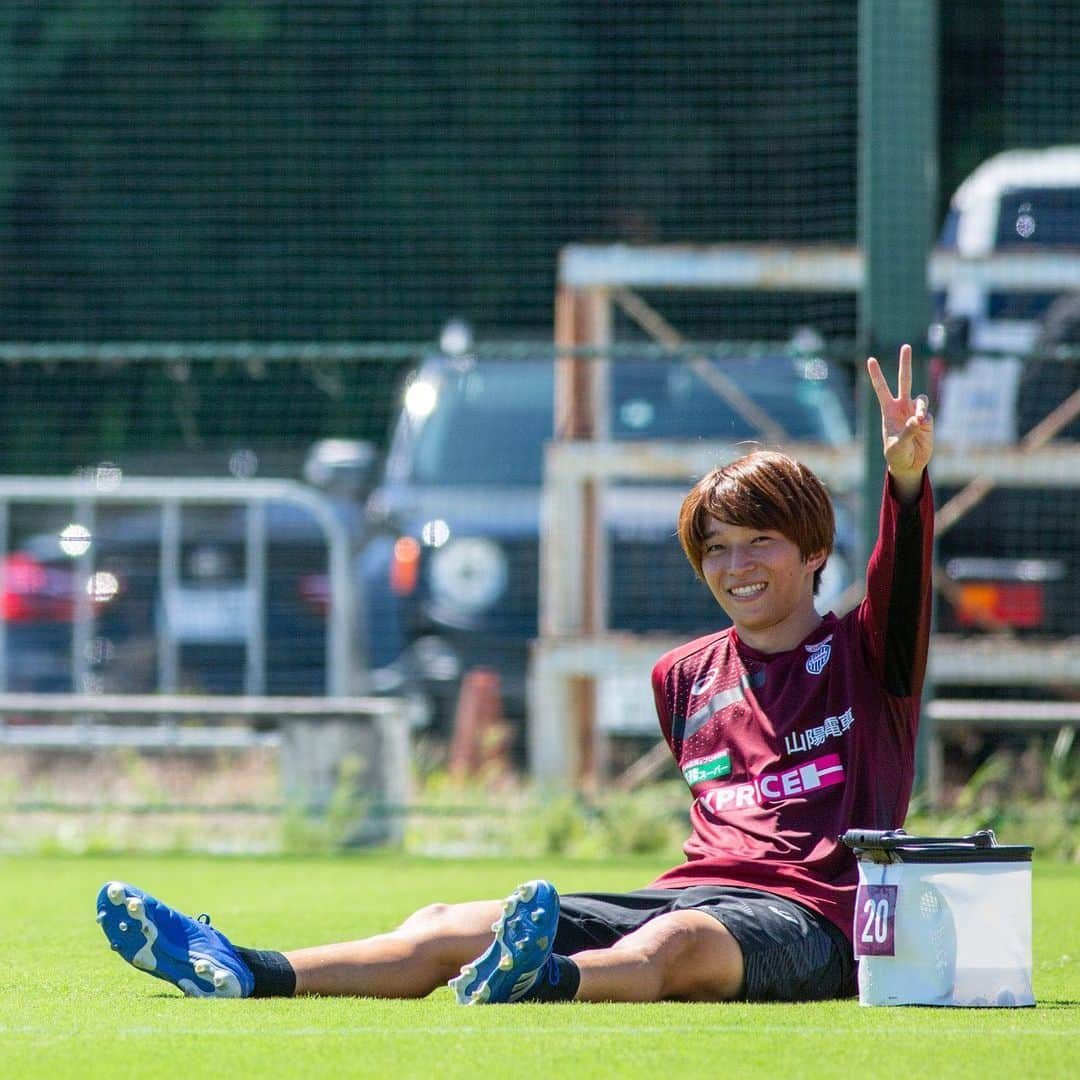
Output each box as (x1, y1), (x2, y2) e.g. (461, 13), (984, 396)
(840, 828), (1034, 864)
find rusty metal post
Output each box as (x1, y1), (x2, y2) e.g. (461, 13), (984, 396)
(546, 284), (612, 789)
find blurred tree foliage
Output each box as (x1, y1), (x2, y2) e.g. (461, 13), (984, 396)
(1, 0), (1071, 345)
(0, 0), (1077, 471)
(0, 0), (860, 344)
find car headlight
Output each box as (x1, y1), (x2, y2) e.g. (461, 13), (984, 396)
(428, 537), (508, 614)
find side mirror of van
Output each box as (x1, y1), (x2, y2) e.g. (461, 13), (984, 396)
(303, 438), (379, 499)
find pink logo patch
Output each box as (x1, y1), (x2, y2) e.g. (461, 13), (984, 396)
(698, 753), (846, 814)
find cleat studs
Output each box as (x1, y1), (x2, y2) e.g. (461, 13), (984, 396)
(106, 882), (126, 905)
(498, 953), (513, 971)
(530, 909), (545, 923)
(111, 943), (120, 951)
(491, 921), (501, 933)
(194, 959), (213, 977)
(126, 898), (144, 918)
(212, 971), (229, 989)
(536, 936), (549, 950)
(117, 921), (128, 932)
(459, 965), (475, 981)
(96, 910), (106, 924)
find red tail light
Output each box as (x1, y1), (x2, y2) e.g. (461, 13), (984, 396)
(954, 582), (1045, 629)
(1, 553), (76, 623)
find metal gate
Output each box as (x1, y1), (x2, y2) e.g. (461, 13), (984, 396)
(0, 475), (364, 698)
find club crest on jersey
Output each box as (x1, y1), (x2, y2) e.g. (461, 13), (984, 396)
(804, 635), (833, 675)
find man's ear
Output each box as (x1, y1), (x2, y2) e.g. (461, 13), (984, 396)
(805, 549), (828, 574)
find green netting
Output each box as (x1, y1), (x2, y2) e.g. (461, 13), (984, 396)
(1002, 0), (1080, 149)
(0, 0), (858, 344)
(0, 0), (1077, 723)
(0, 352), (415, 475)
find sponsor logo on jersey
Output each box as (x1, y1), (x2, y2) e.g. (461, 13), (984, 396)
(690, 667), (719, 697)
(698, 752), (845, 814)
(682, 750), (732, 786)
(783, 706), (855, 756)
(804, 634), (833, 675)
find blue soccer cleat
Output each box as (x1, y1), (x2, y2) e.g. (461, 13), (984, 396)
(450, 879), (560, 1005)
(96, 880), (254, 998)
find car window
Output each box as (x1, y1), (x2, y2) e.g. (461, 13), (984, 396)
(994, 187), (1080, 248)
(612, 359), (852, 444)
(396, 357), (852, 487)
(937, 209), (960, 250)
(407, 363), (554, 486)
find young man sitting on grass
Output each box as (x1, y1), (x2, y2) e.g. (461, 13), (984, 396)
(97, 344), (934, 1005)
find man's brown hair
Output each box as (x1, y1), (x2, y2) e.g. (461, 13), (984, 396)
(678, 450), (835, 593)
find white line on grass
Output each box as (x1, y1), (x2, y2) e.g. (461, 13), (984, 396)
(2, 1024), (1077, 1039)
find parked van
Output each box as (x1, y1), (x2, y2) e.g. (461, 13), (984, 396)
(932, 145), (1080, 355)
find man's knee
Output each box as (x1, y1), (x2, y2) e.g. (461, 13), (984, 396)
(397, 899), (501, 942)
(624, 911), (744, 1001)
(397, 901), (457, 935)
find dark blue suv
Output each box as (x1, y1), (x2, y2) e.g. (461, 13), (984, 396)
(359, 352), (856, 727)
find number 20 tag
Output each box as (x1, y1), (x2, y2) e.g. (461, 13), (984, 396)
(854, 884), (898, 956)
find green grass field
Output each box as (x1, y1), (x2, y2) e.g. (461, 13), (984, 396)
(1, 854), (1077, 1079)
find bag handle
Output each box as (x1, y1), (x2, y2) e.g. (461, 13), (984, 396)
(840, 828), (998, 851)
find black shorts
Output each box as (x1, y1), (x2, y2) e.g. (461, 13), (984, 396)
(553, 886), (856, 1002)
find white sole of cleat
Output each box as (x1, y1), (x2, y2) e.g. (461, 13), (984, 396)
(104, 884), (160, 972)
(449, 881), (554, 1006)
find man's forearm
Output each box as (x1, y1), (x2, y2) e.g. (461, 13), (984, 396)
(888, 467), (926, 506)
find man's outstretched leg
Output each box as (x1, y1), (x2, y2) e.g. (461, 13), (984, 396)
(452, 884), (744, 1005)
(98, 879), (507, 999)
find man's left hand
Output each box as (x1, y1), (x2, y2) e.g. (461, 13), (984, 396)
(866, 343), (934, 502)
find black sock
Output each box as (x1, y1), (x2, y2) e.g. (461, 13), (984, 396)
(235, 947), (297, 998)
(519, 954), (580, 1003)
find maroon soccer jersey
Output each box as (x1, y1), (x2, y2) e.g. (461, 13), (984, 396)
(649, 473), (934, 939)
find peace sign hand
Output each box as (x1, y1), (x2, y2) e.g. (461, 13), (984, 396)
(866, 343), (933, 502)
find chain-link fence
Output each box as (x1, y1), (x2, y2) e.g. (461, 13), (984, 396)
(0, 1), (1078, 804)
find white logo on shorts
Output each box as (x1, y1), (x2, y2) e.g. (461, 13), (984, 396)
(769, 905), (800, 925)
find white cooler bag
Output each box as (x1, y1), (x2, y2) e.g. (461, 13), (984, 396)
(841, 829), (1034, 1007)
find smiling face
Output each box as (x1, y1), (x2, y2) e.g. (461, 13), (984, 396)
(678, 452), (836, 652)
(700, 518), (826, 653)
